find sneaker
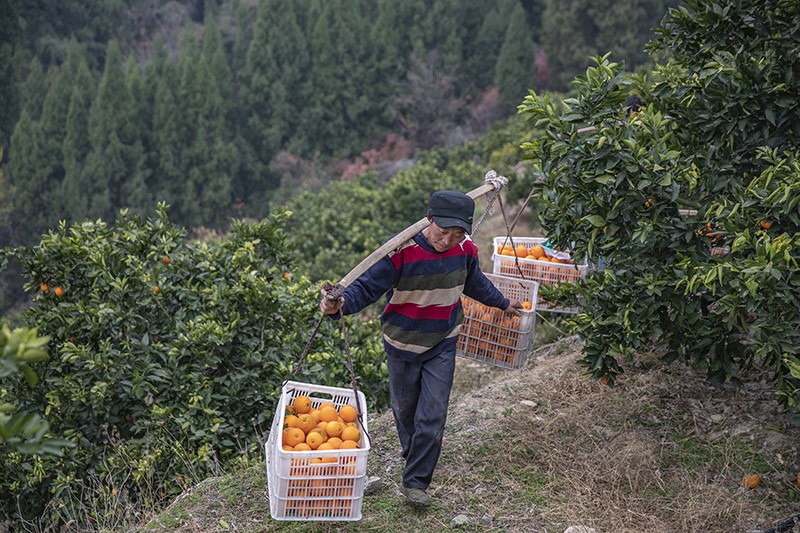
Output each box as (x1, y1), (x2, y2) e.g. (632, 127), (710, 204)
(400, 485), (432, 507)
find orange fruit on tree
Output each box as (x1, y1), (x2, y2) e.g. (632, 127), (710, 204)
(319, 406), (338, 423)
(760, 218), (773, 229)
(283, 427), (305, 447)
(341, 426), (360, 443)
(54, 287), (65, 296)
(742, 473), (760, 489)
(163, 256), (171, 264)
(339, 404), (358, 423)
(293, 395), (312, 414)
(283, 272), (290, 280)
(40, 283), (49, 292)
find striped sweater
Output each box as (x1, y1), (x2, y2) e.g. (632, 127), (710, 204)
(340, 231), (509, 362)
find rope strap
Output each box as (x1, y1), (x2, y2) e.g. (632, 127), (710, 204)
(471, 170), (508, 236)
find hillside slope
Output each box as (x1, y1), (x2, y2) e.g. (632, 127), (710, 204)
(137, 335), (800, 533)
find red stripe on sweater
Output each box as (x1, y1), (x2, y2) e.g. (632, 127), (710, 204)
(384, 302), (458, 320)
(390, 239), (477, 267)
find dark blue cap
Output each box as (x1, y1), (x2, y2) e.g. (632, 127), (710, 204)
(427, 191), (474, 233)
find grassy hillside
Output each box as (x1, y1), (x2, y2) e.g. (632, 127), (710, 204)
(133, 337), (800, 533)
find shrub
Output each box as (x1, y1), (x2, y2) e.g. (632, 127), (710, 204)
(0, 204), (386, 526)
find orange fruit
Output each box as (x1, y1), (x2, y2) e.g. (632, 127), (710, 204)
(796, 474), (800, 487)
(284, 414), (299, 429)
(325, 421), (344, 438)
(521, 301), (532, 310)
(296, 413), (316, 434)
(283, 272), (290, 280)
(530, 245), (545, 259)
(319, 406), (338, 423)
(282, 444), (294, 451)
(163, 256), (171, 264)
(318, 402), (336, 411)
(339, 404), (358, 423)
(515, 245), (529, 258)
(340, 440), (359, 449)
(327, 437), (343, 449)
(341, 426), (360, 443)
(151, 286), (160, 293)
(743, 473), (760, 489)
(310, 408), (321, 422)
(293, 395), (312, 414)
(293, 442), (312, 451)
(309, 427), (328, 441)
(283, 427), (305, 447)
(317, 442), (335, 451)
(40, 283), (49, 292)
(760, 218), (773, 229)
(306, 431), (324, 449)
(54, 287), (65, 296)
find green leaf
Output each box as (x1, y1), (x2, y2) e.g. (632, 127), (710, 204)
(585, 215), (606, 228)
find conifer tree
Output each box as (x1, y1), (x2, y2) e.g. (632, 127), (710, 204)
(495, 2), (536, 111)
(81, 40), (138, 221)
(121, 53), (152, 214)
(203, 15), (232, 106)
(37, 40), (83, 216)
(6, 111), (53, 239)
(412, 0), (463, 74)
(178, 33), (234, 228)
(61, 57), (95, 224)
(151, 60), (184, 217)
(464, 1), (514, 91)
(243, 0), (309, 208)
(20, 59), (48, 122)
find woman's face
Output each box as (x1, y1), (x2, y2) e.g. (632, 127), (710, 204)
(424, 220), (467, 252)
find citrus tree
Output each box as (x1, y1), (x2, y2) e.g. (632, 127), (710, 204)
(0, 204), (386, 526)
(0, 324), (73, 456)
(518, 0), (800, 413)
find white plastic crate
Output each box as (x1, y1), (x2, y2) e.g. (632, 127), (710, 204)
(491, 236), (588, 314)
(456, 274), (538, 370)
(266, 380), (369, 521)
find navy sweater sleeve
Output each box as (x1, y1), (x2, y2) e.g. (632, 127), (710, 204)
(340, 255), (399, 316)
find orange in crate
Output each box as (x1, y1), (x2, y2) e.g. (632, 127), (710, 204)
(266, 381), (369, 521)
(491, 236), (588, 314)
(456, 274), (538, 370)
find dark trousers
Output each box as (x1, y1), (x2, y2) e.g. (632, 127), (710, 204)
(387, 348), (456, 490)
